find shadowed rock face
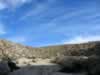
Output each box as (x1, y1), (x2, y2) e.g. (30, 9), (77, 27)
(56, 56), (100, 75)
(53, 56), (88, 67)
(86, 56), (100, 75)
(55, 56), (88, 73)
(7, 59), (20, 72)
(0, 59), (20, 75)
(59, 63), (82, 73)
(0, 61), (10, 75)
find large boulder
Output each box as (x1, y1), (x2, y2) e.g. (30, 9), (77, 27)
(55, 56), (88, 73)
(0, 61), (10, 75)
(86, 56), (100, 75)
(53, 56), (88, 67)
(54, 55), (100, 75)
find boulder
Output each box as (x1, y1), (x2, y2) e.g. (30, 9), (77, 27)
(56, 56), (88, 73)
(86, 56), (100, 75)
(53, 56), (88, 67)
(0, 61), (10, 75)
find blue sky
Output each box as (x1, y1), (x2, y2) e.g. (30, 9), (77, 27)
(0, 0), (99, 47)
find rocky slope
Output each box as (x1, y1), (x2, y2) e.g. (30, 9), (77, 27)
(0, 39), (100, 59)
(0, 39), (100, 75)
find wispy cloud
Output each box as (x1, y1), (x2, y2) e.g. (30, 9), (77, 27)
(20, 4), (46, 20)
(0, 1), (7, 10)
(29, 8), (97, 33)
(0, 0), (99, 47)
(20, 0), (58, 20)
(63, 35), (100, 44)
(0, 0), (31, 10)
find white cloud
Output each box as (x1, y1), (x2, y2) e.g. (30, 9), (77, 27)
(0, 24), (6, 35)
(63, 36), (100, 44)
(0, 0), (31, 10)
(20, 4), (46, 20)
(0, 2), (7, 10)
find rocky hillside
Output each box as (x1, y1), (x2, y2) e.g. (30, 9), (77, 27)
(0, 39), (100, 59)
(0, 39), (100, 75)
